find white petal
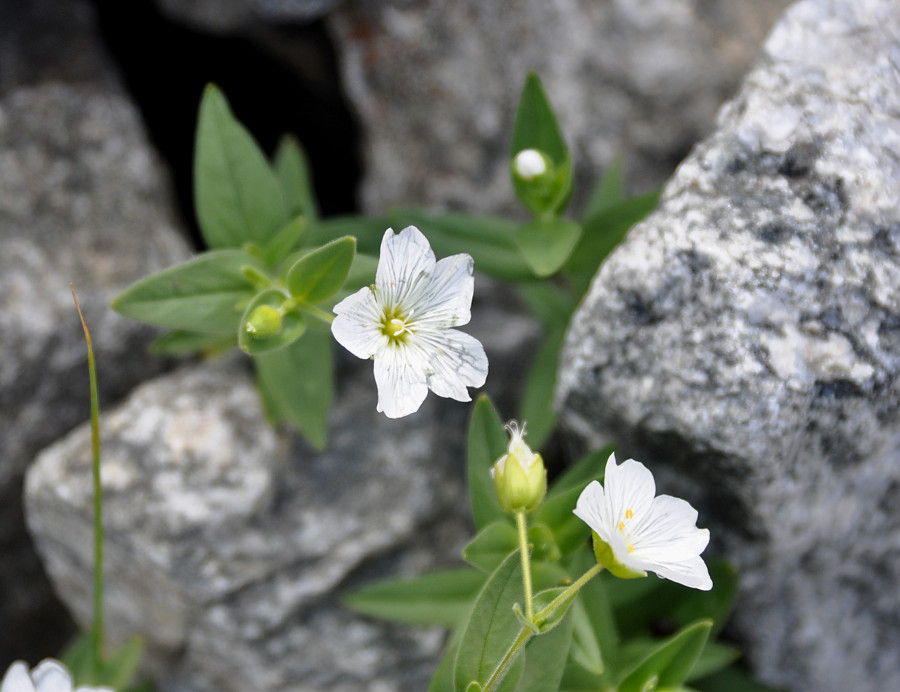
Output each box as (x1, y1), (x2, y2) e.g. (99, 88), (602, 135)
(376, 227), (436, 309)
(573, 481), (609, 540)
(31, 661), (72, 692)
(2, 662), (36, 692)
(631, 495), (709, 560)
(373, 344), (429, 418)
(643, 554), (713, 591)
(604, 455), (656, 531)
(420, 329), (488, 401)
(331, 287), (387, 359)
(410, 253), (475, 329)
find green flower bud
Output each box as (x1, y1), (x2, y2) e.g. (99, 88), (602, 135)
(245, 304), (282, 337)
(512, 149), (551, 181)
(591, 531), (647, 580)
(491, 421), (547, 514)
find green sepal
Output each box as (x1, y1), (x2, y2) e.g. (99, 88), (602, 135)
(467, 395), (509, 531)
(343, 567), (486, 628)
(194, 84), (286, 249)
(592, 531), (647, 580)
(516, 218), (582, 277)
(238, 288), (306, 355)
(286, 236), (356, 305)
(111, 249), (266, 335)
(254, 330), (332, 448)
(617, 620), (713, 692)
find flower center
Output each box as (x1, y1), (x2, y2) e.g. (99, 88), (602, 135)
(381, 312), (411, 343)
(618, 508), (635, 553)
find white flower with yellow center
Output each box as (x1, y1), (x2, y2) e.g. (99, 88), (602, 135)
(573, 453), (712, 591)
(1, 660), (112, 692)
(331, 226), (489, 418)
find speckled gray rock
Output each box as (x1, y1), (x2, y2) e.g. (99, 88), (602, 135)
(0, 82), (190, 661)
(26, 357), (472, 691)
(328, 0), (790, 215)
(557, 1), (900, 690)
(153, 0), (344, 34)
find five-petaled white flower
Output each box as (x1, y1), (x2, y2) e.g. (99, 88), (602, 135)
(573, 453), (712, 590)
(331, 226), (489, 418)
(1, 659), (112, 692)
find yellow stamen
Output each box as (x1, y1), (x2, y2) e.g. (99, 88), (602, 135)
(625, 509), (633, 519)
(628, 545), (635, 553)
(618, 521), (625, 532)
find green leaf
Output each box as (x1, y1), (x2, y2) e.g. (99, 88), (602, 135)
(528, 522), (561, 563)
(534, 485), (590, 558)
(275, 134), (318, 223)
(468, 395), (510, 531)
(463, 520), (517, 572)
(517, 600), (575, 692)
(533, 586), (577, 634)
(194, 84), (287, 249)
(454, 551), (526, 692)
(560, 659), (607, 692)
(516, 218), (582, 277)
(429, 639), (461, 692)
(311, 215), (389, 254)
(101, 636), (145, 690)
(263, 215), (306, 266)
(238, 288), (306, 355)
(547, 447), (612, 500)
(693, 663), (785, 692)
(112, 249), (265, 335)
(511, 72), (568, 166)
(344, 568), (486, 628)
(687, 642), (741, 682)
(389, 209), (533, 282)
(150, 330), (237, 356)
(61, 633), (95, 684)
(583, 157), (625, 219)
(517, 326), (565, 449)
(568, 548), (618, 687)
(617, 620), (712, 692)
(564, 191), (659, 294)
(253, 329), (332, 448)
(286, 236), (356, 304)
(515, 282), (577, 332)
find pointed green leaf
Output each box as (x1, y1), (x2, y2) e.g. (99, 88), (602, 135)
(194, 84), (286, 248)
(568, 550), (619, 687)
(516, 218), (582, 277)
(286, 236), (356, 304)
(463, 520), (517, 572)
(511, 73), (568, 166)
(275, 134), (318, 223)
(311, 215), (389, 254)
(61, 633), (95, 684)
(547, 447), (612, 500)
(264, 215), (306, 266)
(454, 551), (526, 692)
(692, 663), (784, 692)
(617, 620), (713, 692)
(560, 659), (607, 692)
(468, 395), (510, 531)
(238, 288), (306, 355)
(344, 568), (486, 628)
(687, 642), (741, 682)
(253, 329), (332, 447)
(534, 486), (589, 558)
(533, 586), (577, 634)
(101, 636), (145, 690)
(389, 209), (533, 282)
(583, 157), (625, 219)
(528, 522), (561, 563)
(517, 601), (575, 692)
(150, 330), (237, 356)
(112, 249), (265, 334)
(517, 326), (565, 449)
(428, 638), (461, 692)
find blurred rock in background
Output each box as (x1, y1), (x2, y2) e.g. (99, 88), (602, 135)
(558, 1), (900, 690)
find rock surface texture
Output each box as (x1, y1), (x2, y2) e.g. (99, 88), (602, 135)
(26, 357), (471, 691)
(329, 0), (790, 214)
(557, 1), (900, 690)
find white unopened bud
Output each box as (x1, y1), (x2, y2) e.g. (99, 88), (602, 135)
(512, 149), (549, 180)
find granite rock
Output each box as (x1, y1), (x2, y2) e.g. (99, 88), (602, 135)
(26, 356), (473, 690)
(0, 80), (190, 661)
(152, 0), (345, 35)
(329, 0), (791, 215)
(557, 1), (900, 690)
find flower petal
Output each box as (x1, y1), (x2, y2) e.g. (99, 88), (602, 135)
(373, 343), (429, 418)
(2, 662), (36, 692)
(420, 329), (488, 401)
(640, 554), (713, 591)
(631, 495), (709, 560)
(31, 660), (73, 692)
(376, 227), (436, 309)
(573, 480), (609, 540)
(410, 253), (475, 329)
(604, 455), (656, 531)
(332, 287), (387, 359)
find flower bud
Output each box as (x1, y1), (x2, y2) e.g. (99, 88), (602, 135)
(512, 149), (550, 181)
(245, 304), (282, 337)
(491, 421), (547, 514)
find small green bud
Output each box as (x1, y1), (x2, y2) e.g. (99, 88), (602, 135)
(245, 304), (282, 337)
(512, 149), (551, 181)
(491, 421), (547, 514)
(591, 531), (647, 580)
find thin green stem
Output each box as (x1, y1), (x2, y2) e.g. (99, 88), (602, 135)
(535, 562), (605, 626)
(301, 302), (335, 324)
(515, 510), (535, 623)
(482, 626), (533, 692)
(72, 286), (104, 672)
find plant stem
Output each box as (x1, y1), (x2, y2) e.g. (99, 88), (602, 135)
(515, 510), (534, 623)
(535, 562), (604, 626)
(482, 626), (533, 692)
(302, 303), (335, 324)
(72, 286), (104, 673)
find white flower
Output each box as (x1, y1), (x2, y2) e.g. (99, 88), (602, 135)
(512, 149), (548, 180)
(1, 660), (112, 692)
(331, 226), (489, 418)
(573, 453), (712, 591)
